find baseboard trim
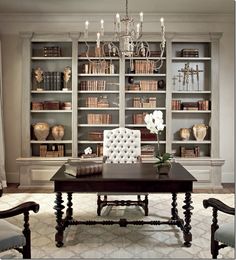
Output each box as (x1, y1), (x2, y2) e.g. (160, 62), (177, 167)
(6, 171), (19, 184)
(222, 172), (234, 183)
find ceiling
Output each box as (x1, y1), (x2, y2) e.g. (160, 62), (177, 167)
(0, 0), (233, 14)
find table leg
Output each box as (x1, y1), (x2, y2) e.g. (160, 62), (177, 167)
(66, 192), (73, 220)
(54, 192), (65, 247)
(171, 193), (178, 220)
(182, 192), (193, 247)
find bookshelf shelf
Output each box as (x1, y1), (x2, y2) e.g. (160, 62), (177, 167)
(125, 73), (166, 77)
(126, 90), (166, 94)
(32, 57), (72, 60)
(78, 74), (119, 77)
(172, 57), (211, 61)
(78, 124), (119, 127)
(172, 110), (211, 113)
(172, 91), (211, 94)
(31, 90), (72, 94)
(30, 140), (72, 144)
(78, 90), (119, 93)
(172, 140), (211, 144)
(125, 107), (166, 110)
(31, 110), (72, 113)
(77, 107), (119, 110)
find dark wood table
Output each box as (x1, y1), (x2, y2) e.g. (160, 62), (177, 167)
(51, 162), (197, 248)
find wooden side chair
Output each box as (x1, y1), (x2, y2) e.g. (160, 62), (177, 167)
(203, 198), (235, 259)
(0, 181), (39, 259)
(97, 127), (148, 216)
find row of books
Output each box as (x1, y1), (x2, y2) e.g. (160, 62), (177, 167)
(127, 80), (158, 91)
(79, 80), (106, 91)
(43, 46), (61, 57)
(39, 144), (64, 157)
(180, 146), (200, 158)
(172, 100), (211, 110)
(82, 62), (115, 74)
(85, 96), (109, 108)
(141, 145), (155, 157)
(133, 97), (156, 108)
(181, 48), (199, 57)
(33, 71), (63, 91)
(31, 101), (71, 110)
(133, 113), (147, 124)
(134, 60), (157, 74)
(87, 114), (112, 124)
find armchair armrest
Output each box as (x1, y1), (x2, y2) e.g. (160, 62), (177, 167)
(203, 198), (235, 215)
(0, 201), (39, 219)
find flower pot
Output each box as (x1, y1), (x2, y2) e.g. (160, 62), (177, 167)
(156, 163), (171, 175)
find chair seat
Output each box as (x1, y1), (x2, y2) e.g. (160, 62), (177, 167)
(0, 219), (26, 252)
(215, 221), (235, 248)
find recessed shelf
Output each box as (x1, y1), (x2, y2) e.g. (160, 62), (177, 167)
(78, 74), (119, 77)
(78, 124), (119, 127)
(172, 140), (211, 144)
(78, 90), (119, 93)
(126, 90), (166, 94)
(125, 107), (166, 110)
(172, 91), (211, 94)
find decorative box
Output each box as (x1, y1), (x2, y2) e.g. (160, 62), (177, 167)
(43, 101), (60, 110)
(88, 131), (103, 141)
(31, 102), (44, 110)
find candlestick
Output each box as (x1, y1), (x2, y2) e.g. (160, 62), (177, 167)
(101, 19), (104, 36)
(96, 32), (100, 48)
(140, 12), (143, 22)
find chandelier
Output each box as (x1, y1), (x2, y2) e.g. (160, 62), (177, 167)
(84, 0), (166, 69)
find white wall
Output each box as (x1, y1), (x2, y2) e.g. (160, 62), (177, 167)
(0, 13), (234, 183)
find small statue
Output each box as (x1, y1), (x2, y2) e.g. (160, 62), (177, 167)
(34, 67), (44, 90)
(63, 66), (72, 90)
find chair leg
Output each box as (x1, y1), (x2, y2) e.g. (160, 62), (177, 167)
(97, 195), (101, 216)
(22, 212), (31, 259)
(144, 195), (148, 216)
(211, 240), (219, 259)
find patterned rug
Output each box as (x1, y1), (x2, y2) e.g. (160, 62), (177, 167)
(0, 193), (234, 259)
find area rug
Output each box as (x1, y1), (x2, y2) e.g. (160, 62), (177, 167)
(0, 193), (234, 259)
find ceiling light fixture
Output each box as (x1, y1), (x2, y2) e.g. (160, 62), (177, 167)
(84, 0), (166, 69)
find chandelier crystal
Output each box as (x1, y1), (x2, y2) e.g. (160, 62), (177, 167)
(84, 0), (166, 69)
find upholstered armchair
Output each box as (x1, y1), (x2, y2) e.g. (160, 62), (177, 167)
(97, 127), (148, 216)
(203, 198), (235, 259)
(0, 182), (39, 259)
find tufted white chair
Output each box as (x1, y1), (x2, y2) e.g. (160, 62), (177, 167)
(97, 127), (148, 216)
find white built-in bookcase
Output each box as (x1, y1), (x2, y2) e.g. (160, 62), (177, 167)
(17, 32), (224, 189)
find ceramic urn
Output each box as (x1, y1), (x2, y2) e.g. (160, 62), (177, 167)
(193, 123), (208, 141)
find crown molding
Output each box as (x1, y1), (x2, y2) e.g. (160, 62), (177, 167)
(0, 12), (233, 24)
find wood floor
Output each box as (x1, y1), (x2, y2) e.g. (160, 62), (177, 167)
(3, 183), (235, 194)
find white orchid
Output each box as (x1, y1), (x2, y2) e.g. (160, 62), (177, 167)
(144, 110), (165, 135)
(144, 110), (171, 164)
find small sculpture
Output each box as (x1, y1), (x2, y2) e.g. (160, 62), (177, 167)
(179, 128), (191, 141)
(84, 147), (92, 155)
(63, 66), (72, 90)
(34, 67), (44, 90)
(52, 125), (65, 140)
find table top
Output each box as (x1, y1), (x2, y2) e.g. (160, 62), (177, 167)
(51, 162), (196, 182)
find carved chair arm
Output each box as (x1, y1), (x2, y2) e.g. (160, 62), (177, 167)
(203, 198), (235, 215)
(0, 201), (40, 219)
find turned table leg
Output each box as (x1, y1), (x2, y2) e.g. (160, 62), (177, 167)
(66, 192), (73, 220)
(171, 193), (178, 220)
(182, 192), (193, 247)
(54, 192), (65, 247)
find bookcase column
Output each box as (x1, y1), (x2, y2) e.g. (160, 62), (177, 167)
(20, 32), (33, 157)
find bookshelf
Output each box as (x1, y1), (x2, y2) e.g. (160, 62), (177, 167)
(17, 32), (224, 189)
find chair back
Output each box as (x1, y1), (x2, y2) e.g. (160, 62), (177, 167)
(103, 127), (141, 163)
